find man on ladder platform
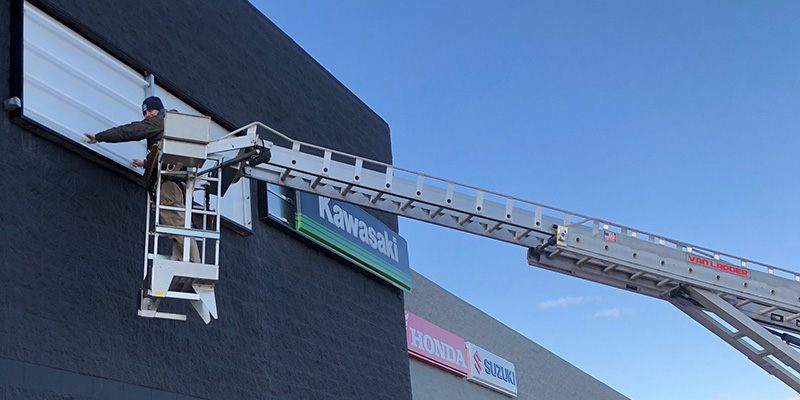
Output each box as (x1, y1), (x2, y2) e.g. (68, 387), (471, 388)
(86, 97), (222, 324)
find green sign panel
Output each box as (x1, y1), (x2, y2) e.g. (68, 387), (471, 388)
(296, 192), (412, 291)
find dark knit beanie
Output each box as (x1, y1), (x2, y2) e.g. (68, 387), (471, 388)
(142, 96), (164, 115)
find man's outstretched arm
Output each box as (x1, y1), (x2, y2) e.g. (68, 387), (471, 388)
(84, 114), (163, 144)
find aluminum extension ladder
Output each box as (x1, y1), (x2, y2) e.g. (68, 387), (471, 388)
(138, 164), (221, 324)
(137, 113), (222, 325)
(203, 121), (800, 392)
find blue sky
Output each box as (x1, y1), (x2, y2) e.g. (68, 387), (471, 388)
(251, 2), (800, 399)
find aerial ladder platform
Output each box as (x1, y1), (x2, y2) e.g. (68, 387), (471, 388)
(143, 117), (800, 393)
(138, 112), (223, 324)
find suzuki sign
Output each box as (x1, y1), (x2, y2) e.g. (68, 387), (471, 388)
(405, 311), (468, 376)
(466, 342), (518, 397)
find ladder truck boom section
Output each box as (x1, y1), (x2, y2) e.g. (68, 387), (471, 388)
(145, 117), (800, 393)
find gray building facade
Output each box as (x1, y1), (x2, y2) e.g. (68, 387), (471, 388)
(405, 271), (629, 400)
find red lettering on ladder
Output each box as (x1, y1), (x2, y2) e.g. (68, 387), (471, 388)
(687, 255), (748, 277)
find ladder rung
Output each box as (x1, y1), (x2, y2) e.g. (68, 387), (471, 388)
(785, 312), (800, 321)
(735, 299), (752, 308)
(161, 170), (192, 176)
(758, 306), (778, 315)
(155, 226), (220, 239)
(148, 289), (204, 301)
(399, 198), (414, 212)
(163, 291), (201, 300)
(753, 349), (770, 358)
(158, 205), (192, 212)
(158, 205), (186, 212)
(157, 205), (218, 216)
(138, 309), (187, 321)
(547, 249), (563, 259)
(190, 208), (218, 216)
(575, 256), (590, 266)
(193, 209), (218, 216)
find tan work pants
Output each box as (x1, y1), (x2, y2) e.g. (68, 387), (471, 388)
(160, 180), (201, 262)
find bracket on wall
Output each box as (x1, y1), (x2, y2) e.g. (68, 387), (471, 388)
(145, 73), (156, 97)
(4, 97), (22, 112)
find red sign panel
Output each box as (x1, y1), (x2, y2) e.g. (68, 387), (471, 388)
(405, 311), (468, 377)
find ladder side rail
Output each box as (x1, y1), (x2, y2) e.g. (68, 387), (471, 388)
(154, 162), (164, 227)
(585, 221), (795, 282)
(143, 193), (153, 280)
(263, 141), (564, 237)
(735, 300), (800, 333)
(206, 134), (263, 155)
(201, 120), (800, 385)
(584, 220), (797, 282)
(552, 224), (800, 314)
(214, 162), (222, 266)
(214, 121), (798, 281)
(149, 163), (169, 266)
(182, 170), (194, 262)
(243, 149), (561, 249)
(247, 140), (800, 305)
(527, 247), (681, 299)
(528, 250), (800, 334)
(213, 122), (592, 231)
(208, 121), (800, 317)
(244, 163), (547, 248)
(255, 121), (595, 224)
(222, 122), (800, 282)
(668, 286), (800, 392)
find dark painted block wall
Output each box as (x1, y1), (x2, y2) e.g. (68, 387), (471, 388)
(0, 0), (411, 399)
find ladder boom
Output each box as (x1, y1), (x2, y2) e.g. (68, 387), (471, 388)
(232, 123), (800, 311)
(205, 121), (800, 392)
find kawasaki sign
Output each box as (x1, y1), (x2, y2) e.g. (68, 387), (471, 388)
(296, 192), (412, 291)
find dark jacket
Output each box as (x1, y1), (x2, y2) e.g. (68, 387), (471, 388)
(95, 113), (165, 149)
